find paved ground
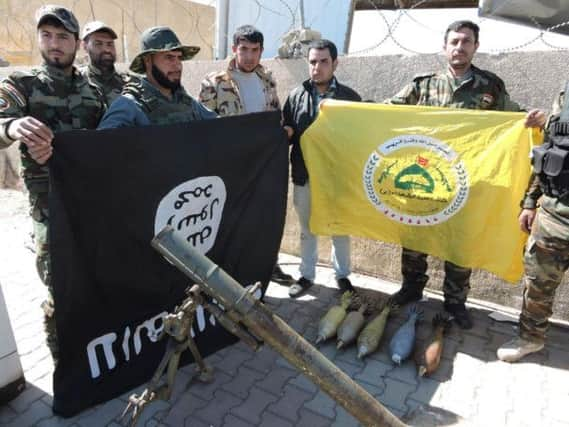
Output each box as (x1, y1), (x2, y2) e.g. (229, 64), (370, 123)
(1, 188), (569, 427)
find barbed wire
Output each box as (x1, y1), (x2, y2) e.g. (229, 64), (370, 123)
(306, 0), (334, 29)
(277, 0), (297, 31)
(348, 0), (569, 57)
(2, 0), (569, 67)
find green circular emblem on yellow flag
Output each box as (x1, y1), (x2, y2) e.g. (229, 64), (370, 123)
(363, 134), (469, 226)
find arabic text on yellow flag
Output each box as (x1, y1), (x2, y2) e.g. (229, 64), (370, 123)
(302, 100), (543, 283)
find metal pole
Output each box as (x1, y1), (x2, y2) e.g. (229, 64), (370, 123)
(121, 9), (128, 64)
(152, 227), (406, 427)
(215, 0), (230, 59)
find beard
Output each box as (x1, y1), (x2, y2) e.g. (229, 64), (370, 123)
(92, 54), (116, 72)
(151, 64), (181, 91)
(41, 49), (75, 70)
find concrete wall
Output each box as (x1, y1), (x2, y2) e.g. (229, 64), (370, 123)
(1, 50), (568, 318)
(182, 51), (569, 112)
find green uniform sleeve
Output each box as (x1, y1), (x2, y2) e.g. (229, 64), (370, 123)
(521, 172), (542, 209)
(499, 91), (523, 112)
(385, 82), (418, 105)
(0, 77), (27, 148)
(492, 77), (523, 112)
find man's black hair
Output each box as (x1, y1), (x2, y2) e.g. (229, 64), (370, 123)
(308, 39), (338, 61)
(444, 20), (480, 44)
(233, 25), (264, 48)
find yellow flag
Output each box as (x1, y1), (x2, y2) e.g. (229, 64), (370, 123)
(302, 100), (543, 283)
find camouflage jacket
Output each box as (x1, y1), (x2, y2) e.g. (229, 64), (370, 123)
(388, 65), (522, 112)
(0, 64), (105, 193)
(522, 90), (569, 225)
(199, 58), (280, 116)
(80, 63), (130, 106)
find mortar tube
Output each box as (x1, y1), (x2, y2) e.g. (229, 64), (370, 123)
(152, 227), (406, 427)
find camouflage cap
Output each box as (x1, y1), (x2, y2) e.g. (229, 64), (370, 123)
(35, 5), (79, 35)
(129, 26), (200, 74)
(82, 21), (118, 41)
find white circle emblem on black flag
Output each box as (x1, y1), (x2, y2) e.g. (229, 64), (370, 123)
(154, 176), (227, 253)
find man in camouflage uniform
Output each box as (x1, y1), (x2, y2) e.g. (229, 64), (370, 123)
(199, 25), (280, 116)
(81, 20), (129, 106)
(199, 25), (293, 285)
(98, 26), (215, 128)
(387, 20), (545, 329)
(0, 5), (105, 362)
(498, 91), (568, 362)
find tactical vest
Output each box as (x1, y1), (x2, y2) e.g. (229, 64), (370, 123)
(81, 65), (129, 106)
(123, 79), (201, 126)
(532, 84), (569, 199)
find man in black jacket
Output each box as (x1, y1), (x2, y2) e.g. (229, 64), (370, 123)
(283, 39), (361, 298)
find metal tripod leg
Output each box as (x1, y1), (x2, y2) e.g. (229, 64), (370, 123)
(121, 288), (217, 426)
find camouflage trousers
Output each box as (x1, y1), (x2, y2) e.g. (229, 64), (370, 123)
(401, 248), (472, 304)
(30, 192), (58, 363)
(519, 208), (569, 344)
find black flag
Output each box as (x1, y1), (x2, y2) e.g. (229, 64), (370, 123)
(49, 111), (288, 416)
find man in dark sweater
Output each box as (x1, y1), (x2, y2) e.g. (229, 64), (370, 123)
(282, 39), (361, 298)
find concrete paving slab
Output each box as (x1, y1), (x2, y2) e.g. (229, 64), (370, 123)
(1, 188), (569, 427)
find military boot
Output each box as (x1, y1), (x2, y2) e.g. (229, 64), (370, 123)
(390, 287), (423, 307)
(444, 302), (473, 330)
(497, 337), (544, 362)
